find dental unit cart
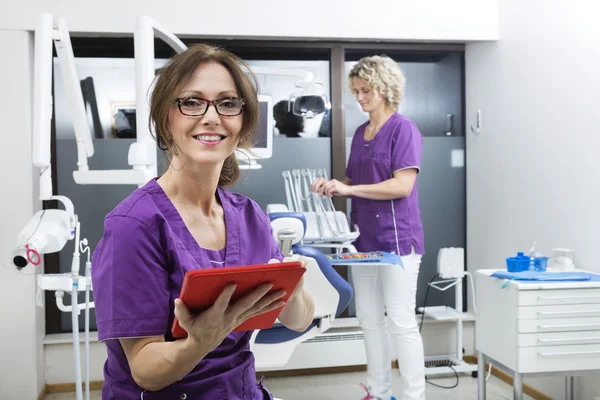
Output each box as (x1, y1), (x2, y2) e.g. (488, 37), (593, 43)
(475, 269), (600, 400)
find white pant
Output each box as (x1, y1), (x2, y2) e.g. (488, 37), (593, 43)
(351, 250), (425, 400)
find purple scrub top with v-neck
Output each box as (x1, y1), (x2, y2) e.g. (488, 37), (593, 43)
(346, 113), (425, 256)
(91, 178), (283, 400)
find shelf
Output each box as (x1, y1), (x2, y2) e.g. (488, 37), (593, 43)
(418, 306), (466, 321)
(38, 274), (92, 292)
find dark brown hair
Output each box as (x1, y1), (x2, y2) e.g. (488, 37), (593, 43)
(149, 43), (259, 187)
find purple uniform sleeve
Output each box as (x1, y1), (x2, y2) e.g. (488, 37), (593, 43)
(92, 216), (170, 341)
(391, 120), (423, 173)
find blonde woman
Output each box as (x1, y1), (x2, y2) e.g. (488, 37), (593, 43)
(311, 55), (425, 400)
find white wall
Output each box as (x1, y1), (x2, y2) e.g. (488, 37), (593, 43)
(465, 0), (600, 398)
(1, 0), (498, 41)
(0, 30), (45, 399)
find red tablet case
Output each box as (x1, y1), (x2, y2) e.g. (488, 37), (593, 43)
(171, 261), (306, 339)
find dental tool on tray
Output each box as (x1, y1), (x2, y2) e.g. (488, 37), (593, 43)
(280, 168), (359, 244)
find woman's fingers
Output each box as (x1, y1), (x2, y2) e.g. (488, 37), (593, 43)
(311, 178), (328, 195)
(241, 299), (286, 321)
(174, 298), (193, 330)
(212, 284), (238, 313)
(227, 283), (273, 316)
(310, 178), (323, 192)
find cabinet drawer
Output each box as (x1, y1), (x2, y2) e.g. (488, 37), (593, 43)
(518, 317), (600, 333)
(518, 331), (600, 347)
(518, 343), (600, 373)
(518, 288), (600, 306)
(518, 303), (600, 319)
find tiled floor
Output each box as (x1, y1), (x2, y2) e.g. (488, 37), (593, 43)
(44, 371), (532, 399)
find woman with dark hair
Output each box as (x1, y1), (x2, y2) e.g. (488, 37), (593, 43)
(92, 44), (315, 400)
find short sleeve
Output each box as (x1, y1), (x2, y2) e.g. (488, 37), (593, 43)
(91, 216), (170, 341)
(391, 120), (423, 173)
(345, 129), (360, 180)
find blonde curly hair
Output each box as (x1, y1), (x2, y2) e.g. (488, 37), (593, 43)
(348, 55), (406, 109)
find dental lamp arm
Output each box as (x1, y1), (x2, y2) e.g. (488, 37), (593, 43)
(249, 66), (314, 84)
(134, 16), (186, 181)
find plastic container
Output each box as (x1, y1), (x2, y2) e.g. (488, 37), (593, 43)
(506, 252), (549, 272)
(552, 248), (575, 271)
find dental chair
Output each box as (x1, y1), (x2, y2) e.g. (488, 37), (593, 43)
(250, 210), (353, 370)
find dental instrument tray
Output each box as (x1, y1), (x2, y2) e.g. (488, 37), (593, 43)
(325, 251), (404, 267)
(171, 261), (306, 338)
(326, 251), (385, 262)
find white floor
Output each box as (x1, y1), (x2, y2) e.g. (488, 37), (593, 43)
(43, 371), (532, 399)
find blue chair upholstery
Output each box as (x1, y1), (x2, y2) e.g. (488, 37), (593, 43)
(254, 243), (353, 344)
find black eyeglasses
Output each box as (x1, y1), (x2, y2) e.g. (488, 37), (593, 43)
(175, 97), (245, 117)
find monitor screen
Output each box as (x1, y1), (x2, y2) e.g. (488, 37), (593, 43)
(241, 94), (273, 160)
(254, 99), (269, 149)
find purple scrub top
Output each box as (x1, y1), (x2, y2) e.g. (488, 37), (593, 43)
(91, 178), (283, 400)
(346, 113), (425, 256)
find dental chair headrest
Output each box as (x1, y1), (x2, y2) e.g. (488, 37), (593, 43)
(269, 212), (306, 245)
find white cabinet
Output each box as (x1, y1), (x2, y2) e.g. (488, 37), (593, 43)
(475, 270), (600, 399)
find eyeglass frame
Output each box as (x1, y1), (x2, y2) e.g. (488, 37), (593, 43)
(175, 96), (246, 117)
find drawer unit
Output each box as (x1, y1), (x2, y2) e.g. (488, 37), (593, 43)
(517, 303), (600, 320)
(517, 343), (600, 373)
(518, 316), (600, 333)
(476, 270), (600, 373)
(518, 288), (600, 306)
(517, 330), (600, 347)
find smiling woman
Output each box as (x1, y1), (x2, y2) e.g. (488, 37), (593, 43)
(149, 44), (260, 187)
(90, 43), (315, 400)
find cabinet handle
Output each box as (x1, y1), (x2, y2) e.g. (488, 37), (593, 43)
(539, 350), (600, 357)
(445, 114), (453, 136)
(537, 310), (600, 316)
(470, 110), (482, 135)
(539, 323), (600, 330)
(538, 337), (600, 344)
